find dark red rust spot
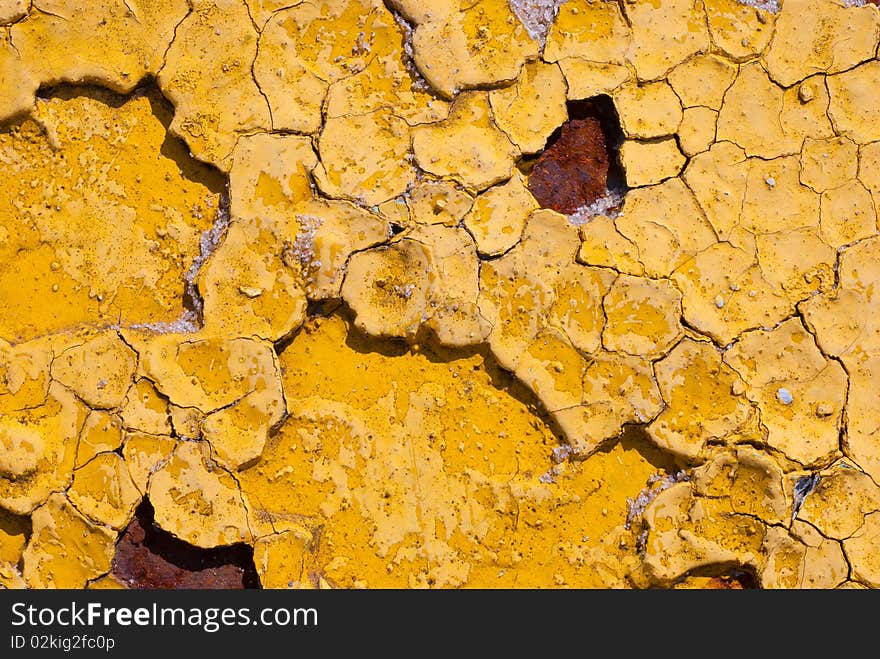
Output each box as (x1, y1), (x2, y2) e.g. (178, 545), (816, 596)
(111, 499), (260, 589)
(707, 576), (744, 589)
(705, 569), (757, 590)
(527, 96), (625, 215)
(528, 117), (608, 214)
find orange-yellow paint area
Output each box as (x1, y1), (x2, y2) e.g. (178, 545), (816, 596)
(1, 0), (879, 590)
(239, 314), (673, 588)
(0, 87), (223, 342)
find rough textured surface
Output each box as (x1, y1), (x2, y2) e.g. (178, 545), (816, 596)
(147, 441), (253, 548)
(404, 0), (539, 98)
(490, 60), (567, 154)
(111, 500), (259, 589)
(528, 113), (613, 214)
(4, 0), (880, 591)
(0, 87), (223, 341)
(412, 91), (520, 192)
(22, 494), (115, 588)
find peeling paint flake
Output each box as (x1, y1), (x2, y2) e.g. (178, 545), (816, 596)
(4, 0), (880, 591)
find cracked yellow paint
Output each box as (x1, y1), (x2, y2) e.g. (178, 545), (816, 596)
(10, 0), (187, 102)
(693, 448), (789, 525)
(828, 61), (880, 146)
(52, 332), (136, 409)
(324, 57), (449, 126)
(761, 521), (848, 589)
(800, 136), (859, 193)
(238, 314), (670, 586)
(342, 240), (433, 340)
(169, 404), (203, 441)
(819, 180), (876, 248)
(614, 80), (682, 140)
(148, 441), (252, 548)
(601, 275), (683, 358)
(200, 219), (308, 342)
(717, 64), (832, 159)
(0, 382), (86, 515)
(667, 54), (737, 111)
(724, 319), (845, 466)
(130, 331), (286, 470)
(0, 36), (38, 120)
(844, 512), (880, 588)
(252, 12), (322, 134)
(6, 0), (880, 591)
(22, 493), (115, 588)
(516, 327), (587, 412)
(763, 0), (880, 88)
(548, 264), (614, 355)
(558, 352), (662, 455)
(543, 0), (630, 65)
(245, 0), (296, 29)
(256, 0), (411, 133)
(612, 178), (715, 277)
(577, 216), (644, 275)
(268, 0), (400, 83)
(68, 452), (140, 530)
(620, 138), (686, 187)
(478, 209), (578, 372)
(406, 179), (473, 228)
(412, 91), (519, 192)
(464, 172), (537, 257)
(223, 132), (390, 303)
(858, 140), (880, 207)
(413, 225), (490, 348)
(685, 279), (803, 357)
(802, 237), (880, 482)
(288, 200), (392, 300)
(754, 228), (833, 301)
(489, 60), (567, 154)
(557, 59), (630, 100)
(76, 411), (124, 469)
(0, 88), (223, 342)
(681, 140), (749, 240)
(342, 226), (487, 346)
(231, 132), (316, 211)
(677, 106), (718, 157)
(122, 432), (177, 494)
(158, 0), (270, 170)
(704, 0), (775, 62)
(128, 332), (283, 413)
(641, 480), (765, 586)
(624, 0), (708, 82)
(86, 573), (128, 589)
(314, 109), (417, 206)
(0, 508), (28, 566)
(0, 561), (26, 589)
(0, 1), (27, 25)
(797, 461), (880, 540)
(0, 337), (57, 413)
(647, 339), (754, 462)
(254, 529), (315, 589)
(121, 378), (172, 436)
(203, 386), (285, 470)
(407, 0), (538, 98)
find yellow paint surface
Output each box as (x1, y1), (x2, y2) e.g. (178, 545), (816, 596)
(0, 87), (223, 342)
(3, 0), (880, 591)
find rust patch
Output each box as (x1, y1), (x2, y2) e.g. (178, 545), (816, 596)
(527, 97), (624, 215)
(707, 570), (757, 589)
(111, 500), (260, 589)
(708, 577), (743, 589)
